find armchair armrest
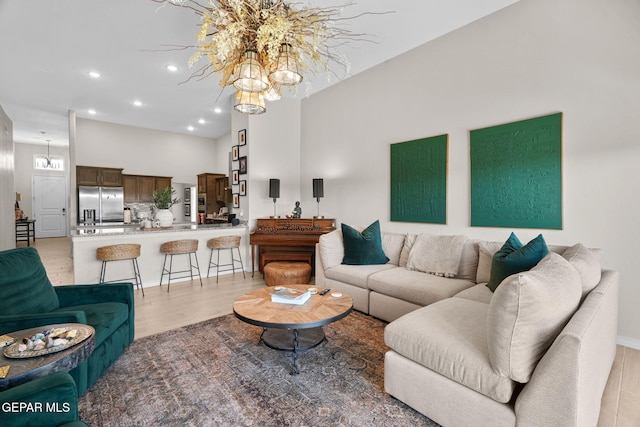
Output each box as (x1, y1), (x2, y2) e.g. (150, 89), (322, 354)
(0, 372), (84, 427)
(0, 312), (87, 336)
(55, 283), (135, 343)
(55, 283), (134, 308)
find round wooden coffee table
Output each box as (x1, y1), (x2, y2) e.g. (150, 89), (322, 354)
(233, 285), (352, 374)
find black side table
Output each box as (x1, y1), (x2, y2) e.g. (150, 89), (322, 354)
(15, 219), (36, 246)
(0, 323), (95, 391)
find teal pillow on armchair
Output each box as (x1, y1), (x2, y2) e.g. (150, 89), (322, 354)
(486, 233), (549, 292)
(341, 220), (389, 265)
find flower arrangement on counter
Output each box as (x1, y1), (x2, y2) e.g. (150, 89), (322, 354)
(152, 187), (182, 209)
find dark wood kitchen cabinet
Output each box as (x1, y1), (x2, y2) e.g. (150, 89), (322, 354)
(123, 174), (172, 203)
(197, 173), (228, 214)
(77, 166), (123, 186)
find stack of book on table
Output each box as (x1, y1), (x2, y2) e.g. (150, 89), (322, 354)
(271, 287), (311, 305)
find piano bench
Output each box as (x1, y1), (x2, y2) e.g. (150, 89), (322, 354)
(263, 261), (312, 287)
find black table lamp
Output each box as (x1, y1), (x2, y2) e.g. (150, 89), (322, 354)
(313, 178), (324, 218)
(269, 179), (280, 218)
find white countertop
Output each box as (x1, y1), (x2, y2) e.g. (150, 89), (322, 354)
(72, 222), (246, 237)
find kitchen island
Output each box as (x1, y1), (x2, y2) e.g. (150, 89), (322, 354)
(71, 223), (249, 290)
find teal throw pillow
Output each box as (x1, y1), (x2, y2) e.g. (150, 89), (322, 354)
(486, 233), (549, 292)
(341, 220), (389, 265)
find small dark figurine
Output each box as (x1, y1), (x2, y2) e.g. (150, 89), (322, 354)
(291, 201), (302, 218)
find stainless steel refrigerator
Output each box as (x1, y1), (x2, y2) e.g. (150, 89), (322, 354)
(78, 186), (124, 224)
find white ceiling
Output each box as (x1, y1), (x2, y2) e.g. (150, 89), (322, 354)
(0, 0), (519, 146)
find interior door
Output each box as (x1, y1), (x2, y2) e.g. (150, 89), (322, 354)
(33, 175), (68, 238)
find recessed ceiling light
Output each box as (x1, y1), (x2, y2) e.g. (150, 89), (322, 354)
(88, 71), (101, 78)
(187, 125), (194, 131)
(214, 107), (222, 114)
(88, 109), (97, 115)
(198, 118), (205, 124)
(166, 65), (178, 72)
(133, 100), (143, 107)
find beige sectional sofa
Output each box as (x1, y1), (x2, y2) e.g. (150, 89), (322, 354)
(314, 229), (618, 426)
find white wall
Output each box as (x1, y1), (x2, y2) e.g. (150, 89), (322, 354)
(75, 118), (223, 183)
(0, 104), (15, 250)
(245, 98), (302, 222)
(301, 0), (640, 344)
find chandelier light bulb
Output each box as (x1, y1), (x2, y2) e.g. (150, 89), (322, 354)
(270, 44), (303, 86)
(234, 89), (266, 115)
(264, 83), (282, 101)
(233, 51), (269, 93)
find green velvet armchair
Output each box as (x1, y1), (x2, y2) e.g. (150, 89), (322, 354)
(0, 247), (135, 396)
(0, 372), (88, 427)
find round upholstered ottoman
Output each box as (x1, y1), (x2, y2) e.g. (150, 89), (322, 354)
(263, 261), (312, 287)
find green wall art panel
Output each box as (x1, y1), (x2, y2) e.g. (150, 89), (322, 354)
(390, 134), (448, 224)
(470, 112), (563, 229)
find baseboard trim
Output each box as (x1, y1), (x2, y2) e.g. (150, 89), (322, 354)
(617, 335), (640, 350)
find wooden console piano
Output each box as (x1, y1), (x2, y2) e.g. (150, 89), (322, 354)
(249, 218), (336, 277)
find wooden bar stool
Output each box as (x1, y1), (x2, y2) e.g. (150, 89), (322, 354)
(207, 236), (245, 283)
(96, 243), (144, 296)
(159, 239), (202, 292)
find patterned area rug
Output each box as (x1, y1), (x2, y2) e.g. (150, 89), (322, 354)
(78, 311), (439, 426)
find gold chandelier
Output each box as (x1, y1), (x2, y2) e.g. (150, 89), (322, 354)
(156, 0), (372, 114)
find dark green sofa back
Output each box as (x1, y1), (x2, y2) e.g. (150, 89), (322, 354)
(0, 247), (60, 315)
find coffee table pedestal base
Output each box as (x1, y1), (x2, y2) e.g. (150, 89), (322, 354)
(260, 327), (326, 375)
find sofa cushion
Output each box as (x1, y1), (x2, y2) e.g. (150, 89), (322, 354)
(398, 233), (417, 268)
(454, 283), (494, 304)
(562, 243), (602, 298)
(457, 239), (480, 281)
(477, 241), (503, 284)
(0, 247), (60, 315)
(385, 298), (517, 403)
(382, 232), (406, 266)
(478, 241), (572, 285)
(486, 233), (549, 292)
(319, 229), (344, 270)
(54, 302), (129, 347)
(341, 221), (389, 265)
(324, 264), (396, 289)
(487, 253), (582, 383)
(368, 267), (475, 306)
(406, 234), (469, 277)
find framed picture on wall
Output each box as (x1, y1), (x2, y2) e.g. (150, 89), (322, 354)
(239, 156), (247, 174)
(232, 145), (239, 161)
(238, 129), (246, 146)
(233, 193), (240, 208)
(232, 170), (239, 185)
(239, 180), (247, 196)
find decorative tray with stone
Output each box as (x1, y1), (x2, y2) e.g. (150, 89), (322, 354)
(3, 325), (93, 359)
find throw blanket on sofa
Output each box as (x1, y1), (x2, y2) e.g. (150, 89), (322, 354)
(407, 234), (469, 277)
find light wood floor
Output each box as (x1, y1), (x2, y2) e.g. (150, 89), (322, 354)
(22, 237), (640, 426)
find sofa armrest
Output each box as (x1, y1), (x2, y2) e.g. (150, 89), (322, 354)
(315, 243), (326, 286)
(55, 283), (135, 343)
(0, 372), (84, 427)
(0, 312), (88, 336)
(515, 270), (619, 427)
(55, 283), (133, 307)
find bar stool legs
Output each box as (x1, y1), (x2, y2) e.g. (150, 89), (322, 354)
(159, 239), (202, 292)
(96, 244), (145, 297)
(206, 236), (245, 283)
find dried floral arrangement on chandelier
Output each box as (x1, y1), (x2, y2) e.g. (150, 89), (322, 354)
(154, 0), (377, 114)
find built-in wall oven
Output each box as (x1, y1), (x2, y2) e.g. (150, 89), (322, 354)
(197, 193), (206, 212)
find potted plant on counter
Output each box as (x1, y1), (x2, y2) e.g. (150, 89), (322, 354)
(152, 187), (181, 227)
